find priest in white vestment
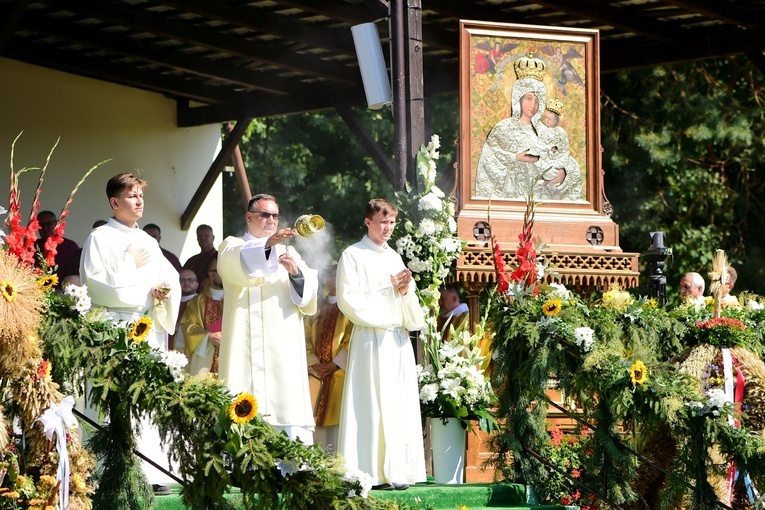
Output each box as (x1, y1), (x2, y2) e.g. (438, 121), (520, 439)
(218, 193), (318, 444)
(80, 173), (181, 489)
(337, 198), (426, 490)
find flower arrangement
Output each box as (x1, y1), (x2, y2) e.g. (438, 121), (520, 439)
(395, 134), (463, 297)
(691, 316), (752, 348)
(417, 317), (497, 433)
(394, 135), (497, 433)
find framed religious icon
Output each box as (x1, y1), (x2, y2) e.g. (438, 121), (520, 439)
(459, 21), (602, 213)
(454, 22), (639, 296)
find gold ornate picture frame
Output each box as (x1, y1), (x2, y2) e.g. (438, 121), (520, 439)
(459, 21), (602, 214)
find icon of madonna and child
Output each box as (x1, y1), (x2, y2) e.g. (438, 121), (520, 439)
(474, 52), (584, 202)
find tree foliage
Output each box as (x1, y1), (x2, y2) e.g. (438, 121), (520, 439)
(601, 56), (765, 297)
(223, 96), (459, 261)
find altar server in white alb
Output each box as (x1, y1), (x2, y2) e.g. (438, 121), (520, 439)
(217, 193), (319, 444)
(79, 172), (181, 490)
(337, 198), (426, 490)
(80, 173), (180, 350)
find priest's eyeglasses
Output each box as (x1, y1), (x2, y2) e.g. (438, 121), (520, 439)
(249, 210), (281, 220)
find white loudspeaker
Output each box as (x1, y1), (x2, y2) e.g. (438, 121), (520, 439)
(351, 22), (392, 110)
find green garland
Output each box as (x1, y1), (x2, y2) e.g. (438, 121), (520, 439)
(485, 286), (765, 509)
(39, 291), (409, 510)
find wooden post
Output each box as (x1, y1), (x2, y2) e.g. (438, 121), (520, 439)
(224, 122), (252, 211)
(390, 0), (425, 192)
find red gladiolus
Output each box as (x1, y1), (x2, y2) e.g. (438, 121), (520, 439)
(492, 235), (511, 294)
(560, 496), (571, 505)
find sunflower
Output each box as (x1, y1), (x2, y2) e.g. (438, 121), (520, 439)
(542, 298), (563, 316)
(0, 280), (17, 303)
(644, 298), (658, 309)
(630, 360), (648, 385)
(229, 392), (258, 424)
(36, 274), (58, 290)
(128, 316), (153, 343)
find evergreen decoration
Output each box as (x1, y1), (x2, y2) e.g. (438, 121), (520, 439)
(485, 252), (765, 508)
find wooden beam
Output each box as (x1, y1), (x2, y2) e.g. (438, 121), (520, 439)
(61, 0), (359, 84)
(177, 85), (369, 127)
(601, 28), (765, 73)
(224, 122), (253, 212)
(425, 0), (533, 24)
(153, 0), (359, 57)
(335, 106), (396, 188)
(276, 1), (379, 22)
(521, 0), (675, 40)
(661, 0), (764, 28)
(181, 120), (251, 230)
(17, 11), (301, 95)
(0, 0), (29, 53)
(174, 59), (459, 127)
(4, 37), (230, 103)
(279, 0), (456, 53)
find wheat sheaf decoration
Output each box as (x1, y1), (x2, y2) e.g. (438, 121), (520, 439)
(0, 249), (44, 374)
(708, 249), (730, 319)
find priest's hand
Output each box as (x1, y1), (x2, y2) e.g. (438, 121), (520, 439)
(278, 252), (300, 275)
(151, 282), (171, 301)
(208, 331), (222, 347)
(391, 268), (412, 295)
(266, 228), (295, 248)
(126, 244), (150, 267)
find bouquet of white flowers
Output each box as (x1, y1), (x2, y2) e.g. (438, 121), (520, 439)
(395, 134), (463, 305)
(417, 316), (497, 433)
(395, 135), (497, 433)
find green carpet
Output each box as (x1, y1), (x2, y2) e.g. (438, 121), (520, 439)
(153, 482), (567, 509)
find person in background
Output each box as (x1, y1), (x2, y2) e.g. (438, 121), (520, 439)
(169, 268), (199, 352)
(336, 198), (426, 491)
(217, 194), (318, 444)
(36, 209), (80, 283)
(305, 264), (353, 453)
(720, 266), (740, 309)
(182, 256), (224, 375)
(143, 223), (182, 272)
(679, 272), (705, 301)
(183, 224), (217, 290)
(679, 271), (707, 311)
(437, 283), (470, 342)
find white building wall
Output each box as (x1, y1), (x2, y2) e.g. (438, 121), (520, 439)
(0, 57), (224, 264)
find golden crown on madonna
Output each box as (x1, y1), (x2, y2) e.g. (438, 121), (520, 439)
(514, 53), (547, 81)
(546, 97), (565, 116)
